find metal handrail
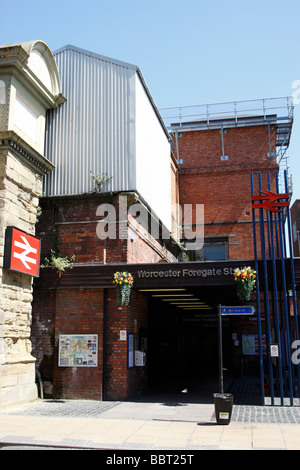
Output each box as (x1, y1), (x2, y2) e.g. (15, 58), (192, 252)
(160, 97), (294, 128)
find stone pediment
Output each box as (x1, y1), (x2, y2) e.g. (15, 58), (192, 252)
(0, 40), (65, 156)
(0, 40), (65, 108)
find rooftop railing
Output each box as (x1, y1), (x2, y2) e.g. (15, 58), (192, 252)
(159, 97), (294, 134)
(160, 97), (294, 195)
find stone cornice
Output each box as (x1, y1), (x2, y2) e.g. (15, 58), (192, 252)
(0, 130), (55, 175)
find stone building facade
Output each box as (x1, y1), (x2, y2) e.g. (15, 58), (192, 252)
(0, 41), (64, 407)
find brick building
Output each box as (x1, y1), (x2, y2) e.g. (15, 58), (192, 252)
(29, 45), (300, 404)
(164, 101), (293, 261)
(31, 45), (181, 400)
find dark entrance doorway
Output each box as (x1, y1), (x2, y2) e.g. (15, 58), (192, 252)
(146, 286), (235, 400)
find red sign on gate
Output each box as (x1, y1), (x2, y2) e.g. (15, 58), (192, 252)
(252, 190), (289, 212)
(4, 227), (41, 277)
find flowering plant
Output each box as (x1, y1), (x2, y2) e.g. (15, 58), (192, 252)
(113, 271), (134, 306)
(233, 266), (256, 301)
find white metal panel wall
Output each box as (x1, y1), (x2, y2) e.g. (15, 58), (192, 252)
(44, 47), (136, 196)
(135, 75), (172, 231)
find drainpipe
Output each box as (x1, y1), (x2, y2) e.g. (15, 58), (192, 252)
(102, 288), (108, 400)
(35, 367), (44, 399)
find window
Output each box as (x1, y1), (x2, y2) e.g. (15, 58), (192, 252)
(186, 237), (228, 261)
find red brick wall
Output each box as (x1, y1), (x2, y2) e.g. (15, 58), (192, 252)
(171, 155), (180, 239)
(126, 214), (178, 264)
(175, 126), (277, 171)
(37, 195), (178, 265)
(53, 288), (104, 400)
(37, 197), (127, 265)
(31, 286), (56, 384)
(175, 125), (279, 260)
(32, 282), (149, 400)
(32, 194), (159, 400)
(105, 289), (148, 400)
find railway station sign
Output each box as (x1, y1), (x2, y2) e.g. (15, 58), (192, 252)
(4, 226), (41, 277)
(252, 190), (289, 212)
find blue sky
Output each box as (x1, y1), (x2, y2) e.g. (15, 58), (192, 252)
(3, 0), (300, 201)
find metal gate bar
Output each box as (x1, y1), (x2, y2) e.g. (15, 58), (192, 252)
(251, 170), (298, 405)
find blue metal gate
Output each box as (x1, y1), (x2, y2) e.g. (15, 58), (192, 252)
(251, 170), (299, 405)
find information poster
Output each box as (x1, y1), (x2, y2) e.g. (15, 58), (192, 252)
(59, 334), (98, 367)
(242, 334), (266, 356)
(128, 333), (134, 369)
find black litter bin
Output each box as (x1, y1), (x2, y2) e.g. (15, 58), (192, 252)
(213, 393), (233, 425)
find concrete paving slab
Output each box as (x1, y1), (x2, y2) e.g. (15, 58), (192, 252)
(1, 397), (300, 450)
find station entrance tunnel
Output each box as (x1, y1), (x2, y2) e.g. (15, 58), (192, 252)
(144, 285), (238, 400)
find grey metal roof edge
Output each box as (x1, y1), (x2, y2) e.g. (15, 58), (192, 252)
(53, 44), (138, 71)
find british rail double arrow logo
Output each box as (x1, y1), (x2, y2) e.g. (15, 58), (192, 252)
(252, 190), (290, 212)
(4, 227), (41, 277)
(13, 235), (38, 270)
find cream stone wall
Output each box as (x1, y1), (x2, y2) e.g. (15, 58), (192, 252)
(0, 148), (43, 406)
(0, 40), (64, 408)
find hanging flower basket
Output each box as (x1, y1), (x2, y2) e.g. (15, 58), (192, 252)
(113, 271), (134, 306)
(233, 266), (256, 301)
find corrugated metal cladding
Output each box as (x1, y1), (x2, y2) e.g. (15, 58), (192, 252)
(44, 45), (137, 196)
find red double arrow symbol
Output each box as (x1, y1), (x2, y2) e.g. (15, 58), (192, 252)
(13, 235), (37, 270)
(4, 227), (41, 277)
(252, 190), (289, 212)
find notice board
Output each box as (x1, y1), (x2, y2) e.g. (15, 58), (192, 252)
(58, 334), (98, 367)
(242, 334), (267, 356)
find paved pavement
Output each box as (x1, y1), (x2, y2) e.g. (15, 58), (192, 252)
(1, 395), (300, 450)
(1, 376), (300, 451)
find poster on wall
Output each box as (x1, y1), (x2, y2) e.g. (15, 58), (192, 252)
(58, 334), (98, 367)
(128, 333), (134, 369)
(242, 334), (267, 356)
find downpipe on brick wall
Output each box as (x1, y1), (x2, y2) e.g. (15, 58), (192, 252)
(35, 367), (44, 399)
